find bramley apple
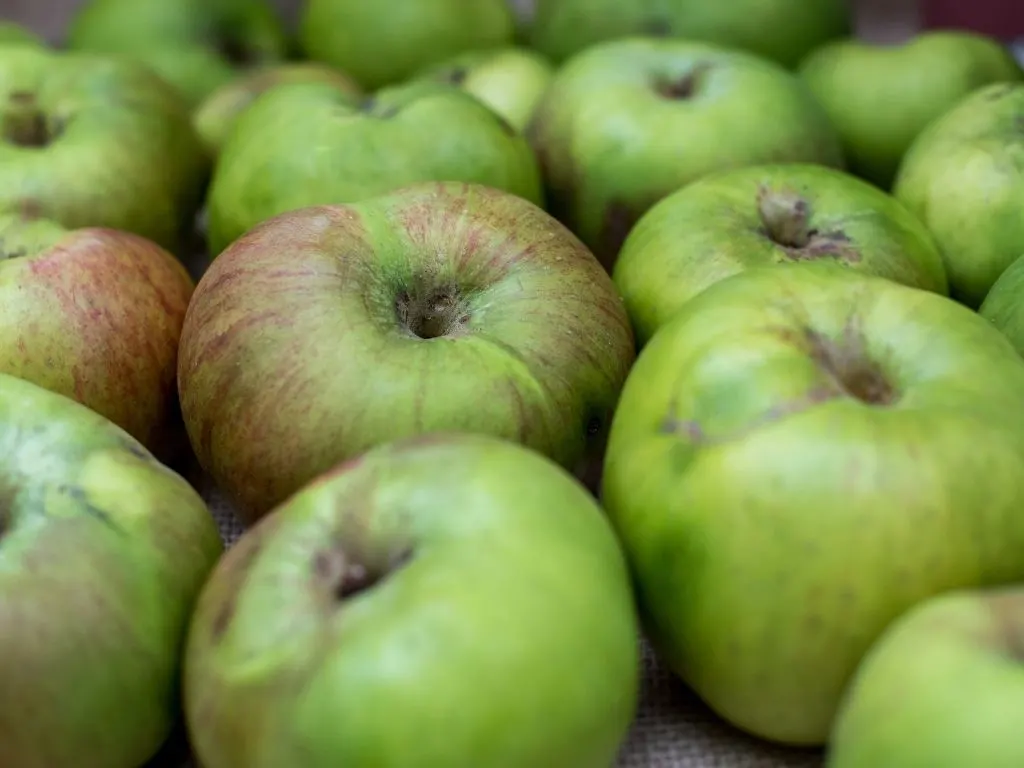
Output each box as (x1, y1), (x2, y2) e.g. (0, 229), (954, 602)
(184, 433), (640, 768)
(614, 163), (949, 345)
(800, 31), (1023, 189)
(67, 0), (290, 106)
(603, 261), (1024, 746)
(0, 47), (207, 252)
(0, 214), (194, 454)
(180, 182), (635, 522)
(300, 0), (515, 90)
(193, 63), (362, 155)
(980, 253), (1024, 357)
(415, 47), (554, 133)
(0, 23), (44, 49)
(528, 0), (852, 68)
(827, 586), (1024, 768)
(894, 83), (1024, 307)
(206, 80), (542, 255)
(528, 38), (844, 268)
(0, 372), (223, 768)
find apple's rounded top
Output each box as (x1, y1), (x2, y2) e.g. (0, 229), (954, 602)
(0, 22), (46, 49)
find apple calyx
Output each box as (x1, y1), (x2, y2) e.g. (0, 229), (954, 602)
(2, 91), (52, 149)
(396, 285), (471, 339)
(757, 187), (813, 249)
(654, 62), (713, 100)
(313, 543), (414, 602)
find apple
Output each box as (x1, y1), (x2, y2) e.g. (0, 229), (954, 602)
(602, 260), (1024, 746)
(614, 163), (949, 346)
(528, 0), (852, 68)
(181, 182), (635, 522)
(205, 80), (543, 256)
(0, 22), (45, 49)
(299, 0), (516, 90)
(0, 46), (208, 253)
(827, 586), (1024, 768)
(528, 38), (845, 269)
(800, 31), (1023, 190)
(980, 253), (1024, 358)
(184, 432), (640, 768)
(0, 213), (193, 457)
(894, 82), (1024, 307)
(67, 0), (291, 106)
(415, 46), (554, 133)
(0, 371), (223, 768)
(194, 63), (362, 156)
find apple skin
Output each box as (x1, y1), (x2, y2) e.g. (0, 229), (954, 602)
(602, 260), (1024, 746)
(0, 215), (194, 456)
(206, 80), (543, 255)
(614, 163), (949, 346)
(827, 587), (1024, 768)
(300, 0), (516, 90)
(181, 182), (635, 523)
(193, 63), (363, 156)
(528, 38), (845, 269)
(0, 23), (45, 49)
(800, 31), (1024, 190)
(415, 47), (555, 133)
(980, 253), (1024, 357)
(0, 47), (208, 253)
(894, 83), (1024, 308)
(67, 0), (290, 106)
(184, 432), (640, 768)
(0, 372), (223, 768)
(528, 0), (852, 68)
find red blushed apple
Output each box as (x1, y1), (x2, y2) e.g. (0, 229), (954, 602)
(0, 215), (194, 456)
(178, 181), (636, 523)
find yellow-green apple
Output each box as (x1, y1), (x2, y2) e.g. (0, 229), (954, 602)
(180, 182), (635, 523)
(603, 261), (1024, 746)
(184, 433), (639, 768)
(193, 63), (362, 156)
(300, 0), (516, 90)
(614, 163), (948, 345)
(894, 82), (1024, 307)
(528, 0), (852, 68)
(800, 31), (1023, 189)
(415, 47), (554, 132)
(67, 0), (290, 106)
(528, 38), (844, 268)
(0, 46), (207, 252)
(206, 80), (542, 255)
(0, 372), (223, 768)
(0, 214), (193, 456)
(980, 253), (1024, 357)
(828, 586), (1024, 768)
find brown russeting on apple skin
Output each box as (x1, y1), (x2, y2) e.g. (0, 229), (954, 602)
(396, 285), (471, 339)
(313, 545), (414, 602)
(2, 92), (51, 149)
(654, 63), (713, 101)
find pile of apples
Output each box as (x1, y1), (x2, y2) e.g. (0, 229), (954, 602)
(4, 0), (1024, 766)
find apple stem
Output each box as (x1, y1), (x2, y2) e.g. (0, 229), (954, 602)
(2, 92), (49, 148)
(758, 187), (813, 249)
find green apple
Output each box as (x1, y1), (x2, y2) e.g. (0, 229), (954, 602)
(528, 38), (844, 269)
(184, 432), (639, 768)
(0, 372), (223, 768)
(0, 46), (207, 252)
(894, 83), (1024, 308)
(194, 63), (362, 156)
(181, 182), (635, 522)
(614, 163), (949, 345)
(980, 253), (1024, 357)
(206, 80), (543, 255)
(602, 261), (1024, 746)
(827, 586), (1024, 768)
(415, 47), (554, 133)
(528, 0), (852, 68)
(67, 0), (290, 106)
(300, 0), (516, 90)
(800, 31), (1023, 190)
(0, 22), (45, 49)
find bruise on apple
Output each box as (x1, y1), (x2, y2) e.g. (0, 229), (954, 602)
(757, 185), (862, 264)
(59, 483), (124, 534)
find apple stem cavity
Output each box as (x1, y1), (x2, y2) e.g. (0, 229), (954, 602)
(396, 286), (471, 340)
(757, 187), (814, 249)
(2, 92), (51, 149)
(313, 545), (414, 602)
(807, 327), (896, 406)
(654, 63), (713, 101)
